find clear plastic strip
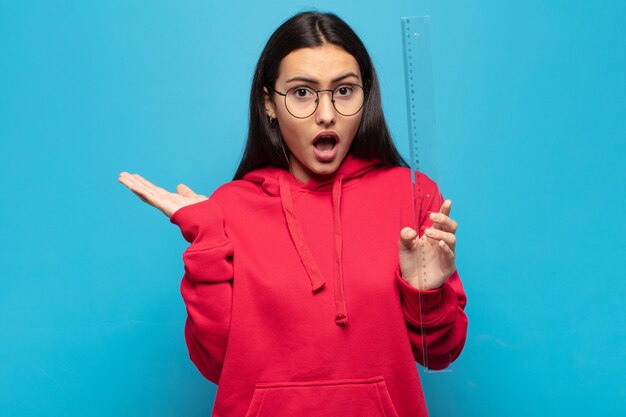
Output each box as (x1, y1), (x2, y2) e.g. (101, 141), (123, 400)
(401, 15), (451, 373)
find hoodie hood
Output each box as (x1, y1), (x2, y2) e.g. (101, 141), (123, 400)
(242, 154), (383, 326)
(243, 153), (383, 195)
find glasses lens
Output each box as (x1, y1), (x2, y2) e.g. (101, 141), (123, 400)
(332, 84), (364, 116)
(285, 87), (318, 118)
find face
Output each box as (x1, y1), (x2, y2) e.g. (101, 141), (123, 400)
(264, 44), (364, 183)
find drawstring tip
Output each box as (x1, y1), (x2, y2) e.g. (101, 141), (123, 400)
(335, 313), (348, 326)
(312, 280), (325, 292)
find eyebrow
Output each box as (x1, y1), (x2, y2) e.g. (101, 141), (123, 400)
(285, 72), (361, 84)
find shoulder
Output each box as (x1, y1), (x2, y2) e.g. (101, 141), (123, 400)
(363, 165), (439, 193)
(362, 164), (409, 182)
(170, 180), (251, 225)
(209, 179), (260, 205)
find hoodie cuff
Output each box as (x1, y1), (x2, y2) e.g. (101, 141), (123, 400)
(169, 199), (217, 244)
(395, 267), (456, 326)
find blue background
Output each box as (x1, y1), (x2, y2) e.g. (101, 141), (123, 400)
(1, 0), (624, 416)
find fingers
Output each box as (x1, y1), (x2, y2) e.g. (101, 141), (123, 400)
(118, 172), (170, 207)
(119, 172), (195, 198)
(118, 172), (145, 194)
(429, 200), (457, 233)
(424, 227), (456, 252)
(438, 239), (455, 259)
(429, 211), (458, 233)
(438, 239), (457, 274)
(131, 173), (169, 195)
(440, 199), (452, 216)
(119, 172), (173, 197)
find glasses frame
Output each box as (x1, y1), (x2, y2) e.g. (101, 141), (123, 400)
(268, 83), (366, 119)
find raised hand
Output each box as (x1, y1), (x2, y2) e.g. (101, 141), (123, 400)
(398, 200), (458, 290)
(118, 172), (207, 218)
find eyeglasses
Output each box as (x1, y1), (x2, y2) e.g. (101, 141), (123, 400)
(268, 83), (365, 119)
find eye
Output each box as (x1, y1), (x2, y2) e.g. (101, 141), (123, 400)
(289, 86), (316, 99)
(335, 85), (354, 97)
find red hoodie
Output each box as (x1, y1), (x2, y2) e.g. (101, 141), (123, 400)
(170, 154), (468, 417)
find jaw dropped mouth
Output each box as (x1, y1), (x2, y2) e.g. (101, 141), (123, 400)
(314, 137), (336, 152)
(313, 136), (338, 162)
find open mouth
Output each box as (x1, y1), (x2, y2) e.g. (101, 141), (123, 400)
(313, 136), (337, 152)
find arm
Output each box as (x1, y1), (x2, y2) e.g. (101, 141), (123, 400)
(397, 175), (468, 370)
(397, 268), (467, 370)
(117, 173), (230, 380)
(170, 199), (234, 384)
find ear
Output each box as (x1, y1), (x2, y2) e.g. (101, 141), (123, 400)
(263, 86), (276, 119)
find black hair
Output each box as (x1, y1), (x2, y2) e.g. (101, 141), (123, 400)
(233, 11), (408, 180)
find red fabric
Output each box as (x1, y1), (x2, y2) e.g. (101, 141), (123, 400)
(170, 154), (468, 417)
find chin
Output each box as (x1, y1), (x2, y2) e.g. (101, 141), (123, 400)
(310, 161), (341, 177)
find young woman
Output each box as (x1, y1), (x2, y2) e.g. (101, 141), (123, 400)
(118, 11), (467, 417)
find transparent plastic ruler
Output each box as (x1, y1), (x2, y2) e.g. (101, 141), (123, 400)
(401, 15), (452, 373)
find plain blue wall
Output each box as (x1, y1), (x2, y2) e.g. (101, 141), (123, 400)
(1, 1), (624, 416)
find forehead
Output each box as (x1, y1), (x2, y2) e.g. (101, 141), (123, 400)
(277, 44), (361, 82)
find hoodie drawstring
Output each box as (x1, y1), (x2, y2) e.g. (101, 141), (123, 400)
(278, 172), (326, 292)
(278, 171), (348, 326)
(332, 175), (347, 325)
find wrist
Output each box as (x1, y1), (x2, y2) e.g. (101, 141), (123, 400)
(400, 273), (444, 291)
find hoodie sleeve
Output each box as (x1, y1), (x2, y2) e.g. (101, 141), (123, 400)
(170, 199), (233, 384)
(396, 175), (468, 370)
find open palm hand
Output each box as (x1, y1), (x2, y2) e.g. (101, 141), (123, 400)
(118, 172), (207, 218)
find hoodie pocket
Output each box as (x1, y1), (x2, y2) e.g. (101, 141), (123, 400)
(243, 375), (400, 417)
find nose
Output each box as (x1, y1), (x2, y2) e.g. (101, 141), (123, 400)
(315, 90), (336, 125)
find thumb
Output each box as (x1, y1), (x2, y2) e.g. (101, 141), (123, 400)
(399, 227), (418, 250)
(176, 183), (195, 196)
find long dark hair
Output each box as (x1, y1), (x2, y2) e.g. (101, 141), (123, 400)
(233, 11), (408, 180)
